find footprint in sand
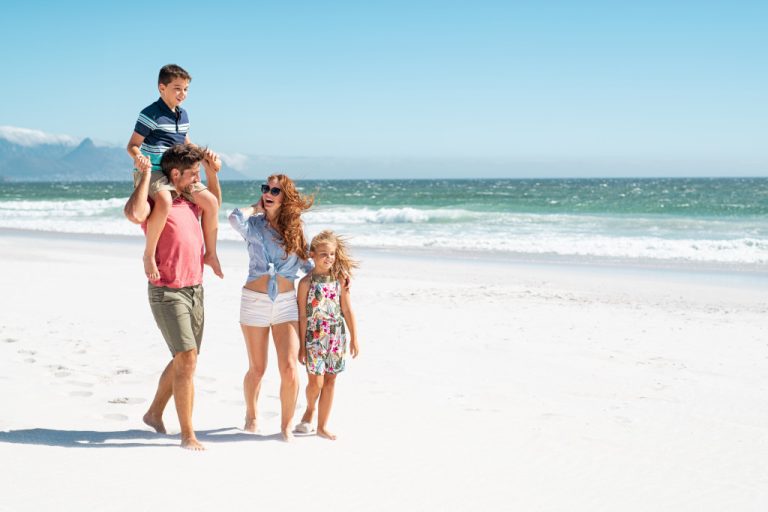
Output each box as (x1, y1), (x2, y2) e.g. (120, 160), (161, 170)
(55, 371), (72, 378)
(70, 390), (93, 397)
(67, 381), (94, 388)
(115, 368), (132, 375)
(5, 338), (18, 343)
(104, 414), (129, 421)
(25, 358), (36, 364)
(108, 397), (146, 405)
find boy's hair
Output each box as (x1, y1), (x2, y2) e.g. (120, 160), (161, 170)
(310, 230), (359, 282)
(158, 64), (191, 85)
(160, 144), (205, 178)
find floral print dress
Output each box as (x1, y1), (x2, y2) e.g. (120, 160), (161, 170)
(304, 274), (347, 375)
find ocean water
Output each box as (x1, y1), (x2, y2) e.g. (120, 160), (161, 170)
(0, 178), (766, 268)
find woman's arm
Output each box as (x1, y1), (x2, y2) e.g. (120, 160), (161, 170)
(228, 199), (265, 238)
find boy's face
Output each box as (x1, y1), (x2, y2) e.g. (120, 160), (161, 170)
(158, 77), (190, 110)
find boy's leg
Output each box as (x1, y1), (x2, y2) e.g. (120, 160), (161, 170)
(144, 190), (172, 280)
(143, 360), (173, 434)
(317, 373), (337, 440)
(191, 189), (223, 278)
(172, 349), (204, 450)
(300, 374), (324, 426)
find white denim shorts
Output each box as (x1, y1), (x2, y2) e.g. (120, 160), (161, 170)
(240, 288), (298, 327)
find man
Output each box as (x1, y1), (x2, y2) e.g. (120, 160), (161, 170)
(125, 143), (222, 450)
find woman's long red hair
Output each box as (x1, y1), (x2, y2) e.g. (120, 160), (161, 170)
(268, 174), (313, 259)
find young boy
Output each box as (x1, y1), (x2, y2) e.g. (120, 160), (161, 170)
(125, 64), (223, 281)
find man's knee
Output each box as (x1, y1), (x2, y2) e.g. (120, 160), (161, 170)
(173, 350), (197, 377)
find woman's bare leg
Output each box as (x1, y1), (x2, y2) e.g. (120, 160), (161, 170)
(272, 321), (301, 441)
(241, 324), (270, 433)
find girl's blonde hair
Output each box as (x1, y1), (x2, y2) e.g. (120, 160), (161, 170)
(268, 174), (314, 260)
(310, 230), (359, 282)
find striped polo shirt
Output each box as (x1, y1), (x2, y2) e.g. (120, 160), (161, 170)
(133, 98), (190, 170)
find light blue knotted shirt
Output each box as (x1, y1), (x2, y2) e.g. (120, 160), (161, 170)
(228, 208), (314, 300)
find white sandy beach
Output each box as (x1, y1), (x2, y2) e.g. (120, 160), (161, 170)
(1, 230), (767, 511)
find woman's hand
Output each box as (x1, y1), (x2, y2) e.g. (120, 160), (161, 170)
(252, 198), (265, 214)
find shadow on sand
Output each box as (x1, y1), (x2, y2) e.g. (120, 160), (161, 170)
(0, 427), (283, 448)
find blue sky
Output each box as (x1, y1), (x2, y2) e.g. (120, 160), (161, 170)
(1, 0), (766, 177)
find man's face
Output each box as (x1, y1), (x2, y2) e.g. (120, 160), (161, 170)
(158, 77), (189, 110)
(174, 163), (201, 193)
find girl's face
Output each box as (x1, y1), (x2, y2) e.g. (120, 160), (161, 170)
(311, 242), (336, 273)
(261, 177), (283, 213)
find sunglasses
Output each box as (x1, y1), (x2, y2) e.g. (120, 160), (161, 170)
(261, 184), (282, 196)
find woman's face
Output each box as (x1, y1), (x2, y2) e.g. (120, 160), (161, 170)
(262, 177), (284, 213)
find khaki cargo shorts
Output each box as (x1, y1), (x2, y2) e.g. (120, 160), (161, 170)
(148, 283), (205, 355)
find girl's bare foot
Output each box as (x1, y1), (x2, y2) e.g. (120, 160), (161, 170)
(204, 252), (224, 278)
(181, 436), (205, 451)
(317, 428), (336, 440)
(143, 253), (160, 281)
(143, 411), (166, 434)
(244, 417), (258, 433)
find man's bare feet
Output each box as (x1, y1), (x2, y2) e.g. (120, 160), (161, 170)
(317, 428), (336, 440)
(281, 429), (294, 442)
(181, 436), (205, 451)
(244, 417), (258, 433)
(143, 411), (166, 434)
(143, 253), (160, 281)
(204, 252), (224, 278)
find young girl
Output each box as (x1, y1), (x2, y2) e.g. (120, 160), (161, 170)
(295, 230), (359, 440)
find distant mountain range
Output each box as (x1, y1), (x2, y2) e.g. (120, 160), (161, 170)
(0, 133), (248, 182)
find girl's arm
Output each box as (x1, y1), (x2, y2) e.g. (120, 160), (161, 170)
(297, 276), (310, 364)
(340, 282), (359, 358)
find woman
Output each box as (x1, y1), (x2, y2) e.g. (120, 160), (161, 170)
(228, 174), (314, 441)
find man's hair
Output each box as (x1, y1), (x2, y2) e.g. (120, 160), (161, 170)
(160, 144), (205, 178)
(158, 64), (191, 85)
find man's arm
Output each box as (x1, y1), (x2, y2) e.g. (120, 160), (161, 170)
(202, 149), (223, 207)
(124, 169), (151, 224)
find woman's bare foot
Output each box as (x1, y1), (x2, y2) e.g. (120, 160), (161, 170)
(143, 411), (166, 434)
(204, 252), (224, 278)
(244, 417), (258, 433)
(317, 428), (336, 440)
(281, 429), (294, 442)
(181, 436), (205, 451)
(143, 253), (160, 281)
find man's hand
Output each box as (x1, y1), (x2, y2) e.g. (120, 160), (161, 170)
(202, 148), (222, 173)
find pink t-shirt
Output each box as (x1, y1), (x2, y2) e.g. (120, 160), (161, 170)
(142, 197), (204, 288)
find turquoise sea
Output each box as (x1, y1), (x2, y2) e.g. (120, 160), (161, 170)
(0, 178), (766, 268)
